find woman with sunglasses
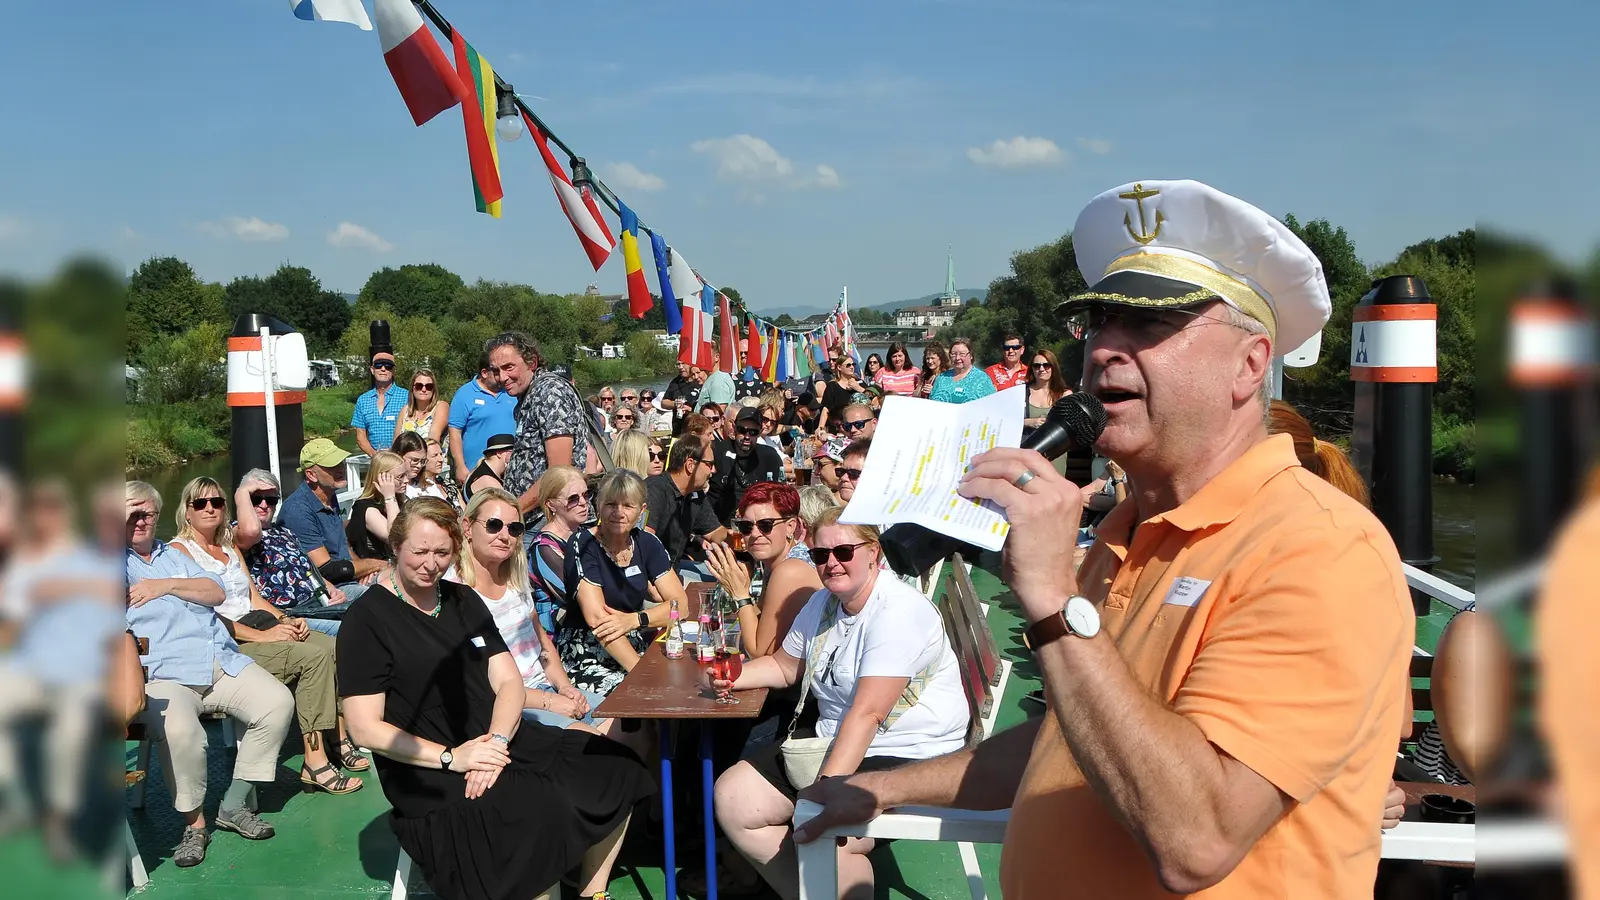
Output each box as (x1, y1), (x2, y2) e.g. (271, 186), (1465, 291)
(704, 482), (822, 660)
(346, 451), (405, 566)
(647, 438), (666, 476)
(556, 470), (690, 696)
(1023, 348), (1071, 435)
(452, 488), (615, 736)
(862, 353), (884, 383)
(170, 477), (367, 795)
(712, 508), (969, 898)
(527, 466), (589, 634)
(398, 366), (449, 446)
(610, 403), (640, 437)
(232, 469), (351, 633)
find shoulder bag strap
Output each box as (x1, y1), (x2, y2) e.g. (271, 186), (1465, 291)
(783, 592), (840, 742)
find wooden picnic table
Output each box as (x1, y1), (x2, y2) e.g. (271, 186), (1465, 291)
(595, 580), (769, 900)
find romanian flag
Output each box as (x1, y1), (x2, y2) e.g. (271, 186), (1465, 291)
(650, 231), (682, 334)
(619, 203), (651, 318)
(450, 31), (503, 217)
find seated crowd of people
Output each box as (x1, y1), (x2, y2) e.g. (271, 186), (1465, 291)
(111, 329), (1475, 900)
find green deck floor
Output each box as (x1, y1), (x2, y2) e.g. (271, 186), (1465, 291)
(2, 564), (1466, 900)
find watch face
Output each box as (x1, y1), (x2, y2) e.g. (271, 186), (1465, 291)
(1065, 596), (1100, 638)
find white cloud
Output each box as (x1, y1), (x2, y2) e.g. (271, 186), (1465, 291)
(199, 215), (289, 242)
(691, 135), (839, 194)
(692, 134), (796, 181)
(806, 164), (841, 189)
(0, 214), (24, 243)
(966, 136), (1066, 169)
(1077, 137), (1114, 155)
(118, 226), (139, 242)
(602, 162), (666, 192)
(327, 222), (394, 253)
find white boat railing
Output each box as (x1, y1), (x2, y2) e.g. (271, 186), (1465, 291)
(1402, 562), (1474, 612)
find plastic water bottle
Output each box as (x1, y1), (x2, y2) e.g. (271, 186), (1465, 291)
(665, 599), (685, 659)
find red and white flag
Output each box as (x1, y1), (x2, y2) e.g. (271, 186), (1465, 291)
(669, 249), (704, 366)
(373, 0), (467, 126)
(525, 111), (615, 270)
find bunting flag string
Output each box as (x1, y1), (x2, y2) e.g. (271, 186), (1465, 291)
(326, 0), (870, 384)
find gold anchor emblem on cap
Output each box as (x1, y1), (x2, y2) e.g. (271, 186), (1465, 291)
(1119, 183), (1165, 245)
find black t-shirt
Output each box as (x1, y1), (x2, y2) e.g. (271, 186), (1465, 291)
(462, 459), (500, 504)
(336, 581), (529, 818)
(712, 443), (786, 523)
(345, 497), (393, 561)
(572, 528), (672, 614)
(821, 380), (867, 425)
(644, 474), (721, 566)
(663, 375), (701, 436)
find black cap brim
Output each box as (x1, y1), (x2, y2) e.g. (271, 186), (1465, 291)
(1059, 270), (1220, 313)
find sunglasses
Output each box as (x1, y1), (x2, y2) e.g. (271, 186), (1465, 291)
(128, 510), (155, 524)
(648, 450), (664, 460)
(734, 516), (793, 535)
(599, 396), (616, 403)
(1065, 304), (1234, 341)
(761, 415), (779, 425)
(838, 467), (863, 481)
(249, 492), (280, 507)
(809, 541), (869, 566)
(736, 427), (761, 437)
(479, 517), (526, 537)
(563, 492), (587, 508)
(1004, 343), (1023, 351)
(704, 413), (723, 422)
(840, 419), (870, 432)
(371, 360), (395, 370)
(641, 393), (655, 400)
(189, 497), (227, 511)
(615, 414), (635, 422)
(1032, 362), (1052, 369)
(620, 395), (638, 402)
(412, 382), (434, 391)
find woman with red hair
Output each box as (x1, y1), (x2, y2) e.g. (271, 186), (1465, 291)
(704, 482), (822, 659)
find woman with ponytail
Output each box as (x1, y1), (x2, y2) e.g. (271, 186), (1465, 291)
(1268, 400), (1370, 508)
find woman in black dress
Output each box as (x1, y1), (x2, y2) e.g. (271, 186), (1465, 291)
(338, 497), (653, 900)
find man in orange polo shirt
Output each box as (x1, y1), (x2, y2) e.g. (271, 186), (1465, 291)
(797, 179), (1415, 897)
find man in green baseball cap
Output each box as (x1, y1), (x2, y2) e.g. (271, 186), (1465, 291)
(298, 438), (349, 473)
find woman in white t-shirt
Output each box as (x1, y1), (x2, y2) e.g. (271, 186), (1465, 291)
(711, 507), (969, 898)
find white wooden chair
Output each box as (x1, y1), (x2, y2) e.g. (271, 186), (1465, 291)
(392, 847), (414, 899)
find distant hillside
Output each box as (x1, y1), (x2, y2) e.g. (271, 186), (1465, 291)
(752, 288), (987, 320)
(343, 292), (358, 305)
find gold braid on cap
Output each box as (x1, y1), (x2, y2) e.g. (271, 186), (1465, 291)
(1103, 253), (1278, 343)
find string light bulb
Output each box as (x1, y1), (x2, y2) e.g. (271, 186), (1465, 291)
(570, 157), (594, 192)
(494, 86), (522, 142)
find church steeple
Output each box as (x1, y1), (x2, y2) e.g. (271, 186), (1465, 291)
(940, 245), (961, 307)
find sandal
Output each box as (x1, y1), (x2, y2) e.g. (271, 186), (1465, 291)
(301, 762), (363, 795)
(338, 738), (371, 771)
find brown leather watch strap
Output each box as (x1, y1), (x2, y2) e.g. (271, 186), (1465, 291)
(1023, 610), (1070, 651)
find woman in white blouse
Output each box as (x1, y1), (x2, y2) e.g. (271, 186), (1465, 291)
(711, 507), (969, 898)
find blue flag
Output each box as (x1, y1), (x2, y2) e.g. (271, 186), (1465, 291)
(650, 231), (683, 334)
(776, 332), (790, 382)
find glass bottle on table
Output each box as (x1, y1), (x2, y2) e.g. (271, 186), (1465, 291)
(697, 593), (716, 663)
(664, 596), (685, 659)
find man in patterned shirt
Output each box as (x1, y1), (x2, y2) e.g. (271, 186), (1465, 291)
(487, 331), (590, 523)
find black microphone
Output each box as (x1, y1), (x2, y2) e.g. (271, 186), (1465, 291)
(878, 393), (1108, 577)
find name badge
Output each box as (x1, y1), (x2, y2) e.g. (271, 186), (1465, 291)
(384, 414), (396, 421)
(724, 451), (736, 459)
(474, 398), (485, 406)
(471, 635), (487, 648)
(624, 565), (641, 577)
(1163, 577), (1211, 608)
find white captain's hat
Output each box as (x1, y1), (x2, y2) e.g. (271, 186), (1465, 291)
(1060, 179), (1331, 360)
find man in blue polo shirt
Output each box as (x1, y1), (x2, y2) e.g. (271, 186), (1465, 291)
(350, 350), (407, 456)
(447, 352), (516, 483)
(278, 439), (385, 598)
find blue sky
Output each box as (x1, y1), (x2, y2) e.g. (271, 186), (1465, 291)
(0, 0), (1591, 312)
